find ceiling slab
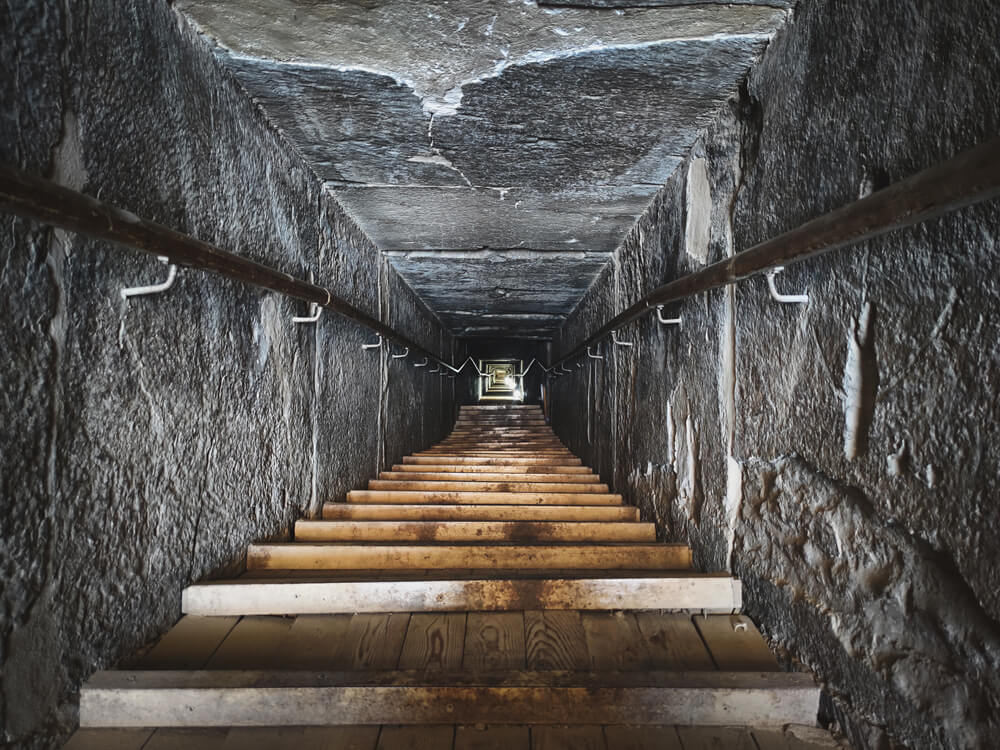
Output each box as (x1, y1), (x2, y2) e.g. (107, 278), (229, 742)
(178, 0), (789, 337)
(386, 250), (610, 336)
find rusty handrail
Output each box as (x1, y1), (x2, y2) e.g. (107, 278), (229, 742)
(0, 165), (456, 369)
(551, 136), (1000, 368)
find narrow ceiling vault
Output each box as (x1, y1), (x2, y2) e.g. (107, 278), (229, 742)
(177, 0), (790, 338)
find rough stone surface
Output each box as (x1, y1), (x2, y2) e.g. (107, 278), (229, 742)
(549, 0), (1000, 747)
(176, 0), (788, 335)
(0, 2), (455, 747)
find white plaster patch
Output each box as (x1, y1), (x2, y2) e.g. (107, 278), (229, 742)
(842, 301), (875, 460)
(685, 156), (712, 264)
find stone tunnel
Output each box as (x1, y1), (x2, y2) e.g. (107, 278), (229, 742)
(2, 1), (999, 748)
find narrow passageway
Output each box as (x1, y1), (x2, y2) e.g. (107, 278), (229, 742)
(68, 404), (834, 749)
(3, 2), (999, 748)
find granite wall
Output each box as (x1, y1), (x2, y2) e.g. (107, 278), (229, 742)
(550, 1), (1000, 747)
(0, 2), (455, 747)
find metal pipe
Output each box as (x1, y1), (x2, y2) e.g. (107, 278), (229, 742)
(0, 165), (456, 370)
(551, 136), (1000, 367)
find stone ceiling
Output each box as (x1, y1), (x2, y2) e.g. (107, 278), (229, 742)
(177, 0), (790, 338)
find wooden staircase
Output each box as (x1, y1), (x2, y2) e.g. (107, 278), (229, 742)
(68, 404), (838, 749)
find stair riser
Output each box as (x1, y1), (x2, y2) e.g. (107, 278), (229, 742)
(402, 457), (581, 465)
(368, 481), (609, 493)
(391, 464), (593, 474)
(322, 504), (640, 522)
(182, 576), (740, 615)
(246, 544), (691, 570)
(81, 675), (816, 728)
(378, 472), (601, 484)
(347, 490), (622, 505)
(294, 521), (654, 543)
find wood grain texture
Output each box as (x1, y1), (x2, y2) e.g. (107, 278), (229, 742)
(694, 615), (780, 671)
(333, 613), (411, 669)
(130, 615), (239, 670)
(580, 613), (650, 670)
(272, 615), (353, 670)
(464, 612), (526, 670)
(399, 614), (467, 670)
(635, 613), (715, 670)
(205, 617), (294, 670)
(524, 611), (589, 670)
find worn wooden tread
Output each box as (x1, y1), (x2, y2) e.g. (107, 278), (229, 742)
(182, 576), (739, 615)
(246, 543), (692, 571)
(294, 520), (655, 543)
(391, 464), (593, 475)
(322, 503), (640, 522)
(367, 481), (610, 493)
(65, 724), (845, 750)
(347, 490), (622, 505)
(403, 456), (581, 466)
(377, 472), (602, 484)
(81, 670), (818, 728)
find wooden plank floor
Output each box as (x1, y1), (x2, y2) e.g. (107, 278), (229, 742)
(66, 724), (844, 749)
(120, 612), (773, 675)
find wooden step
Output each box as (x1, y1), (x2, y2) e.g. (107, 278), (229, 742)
(402, 456), (582, 465)
(391, 464), (593, 475)
(246, 543), (691, 570)
(322, 503), (640, 522)
(183, 575), (739, 615)
(368, 480), (609, 493)
(347, 490), (622, 505)
(81, 670), (817, 728)
(295, 520), (655, 543)
(378, 471), (601, 483)
(66, 724), (843, 749)
(418, 449), (571, 455)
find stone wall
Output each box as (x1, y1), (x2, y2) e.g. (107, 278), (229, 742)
(550, 1), (1000, 747)
(0, 2), (455, 747)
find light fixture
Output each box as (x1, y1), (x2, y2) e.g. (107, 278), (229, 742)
(513, 388), (523, 400)
(504, 375), (515, 387)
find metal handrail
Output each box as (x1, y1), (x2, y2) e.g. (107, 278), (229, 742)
(0, 165), (456, 370)
(550, 136), (1000, 369)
